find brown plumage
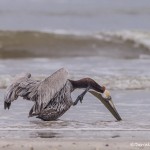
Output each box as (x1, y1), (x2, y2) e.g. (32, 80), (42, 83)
(4, 68), (121, 121)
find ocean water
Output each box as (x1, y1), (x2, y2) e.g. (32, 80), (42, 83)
(0, 57), (150, 90)
(0, 0), (150, 31)
(0, 89), (150, 139)
(0, 0), (150, 139)
(0, 0), (150, 60)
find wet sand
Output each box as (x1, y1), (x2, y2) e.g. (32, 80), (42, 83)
(0, 138), (150, 150)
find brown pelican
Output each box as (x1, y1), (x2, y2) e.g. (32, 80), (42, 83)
(4, 68), (122, 121)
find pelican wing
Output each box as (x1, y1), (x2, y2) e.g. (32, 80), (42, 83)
(4, 73), (40, 109)
(35, 68), (69, 114)
(4, 68), (69, 117)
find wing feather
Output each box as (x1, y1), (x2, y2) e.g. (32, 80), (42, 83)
(4, 68), (69, 117)
(36, 68), (69, 113)
(4, 73), (39, 109)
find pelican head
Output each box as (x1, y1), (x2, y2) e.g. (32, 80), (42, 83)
(89, 89), (122, 121)
(102, 89), (111, 99)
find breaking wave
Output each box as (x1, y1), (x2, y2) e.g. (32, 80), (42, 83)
(0, 30), (150, 59)
(0, 74), (150, 90)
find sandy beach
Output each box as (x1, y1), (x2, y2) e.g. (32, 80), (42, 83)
(0, 138), (150, 150)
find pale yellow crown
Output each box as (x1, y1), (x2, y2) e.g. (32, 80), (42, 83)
(103, 90), (111, 99)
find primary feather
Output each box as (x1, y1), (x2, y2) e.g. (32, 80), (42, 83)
(4, 73), (39, 109)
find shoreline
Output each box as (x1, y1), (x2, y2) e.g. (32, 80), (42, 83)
(0, 138), (150, 150)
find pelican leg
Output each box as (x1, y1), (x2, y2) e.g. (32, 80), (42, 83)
(73, 86), (90, 106)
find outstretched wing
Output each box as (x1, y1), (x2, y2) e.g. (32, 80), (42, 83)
(30, 68), (69, 115)
(4, 68), (69, 117)
(4, 73), (39, 109)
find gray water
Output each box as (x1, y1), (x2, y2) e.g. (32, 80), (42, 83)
(0, 58), (150, 90)
(1, 58), (150, 139)
(0, 89), (150, 139)
(0, 0), (150, 31)
(1, 0), (150, 59)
